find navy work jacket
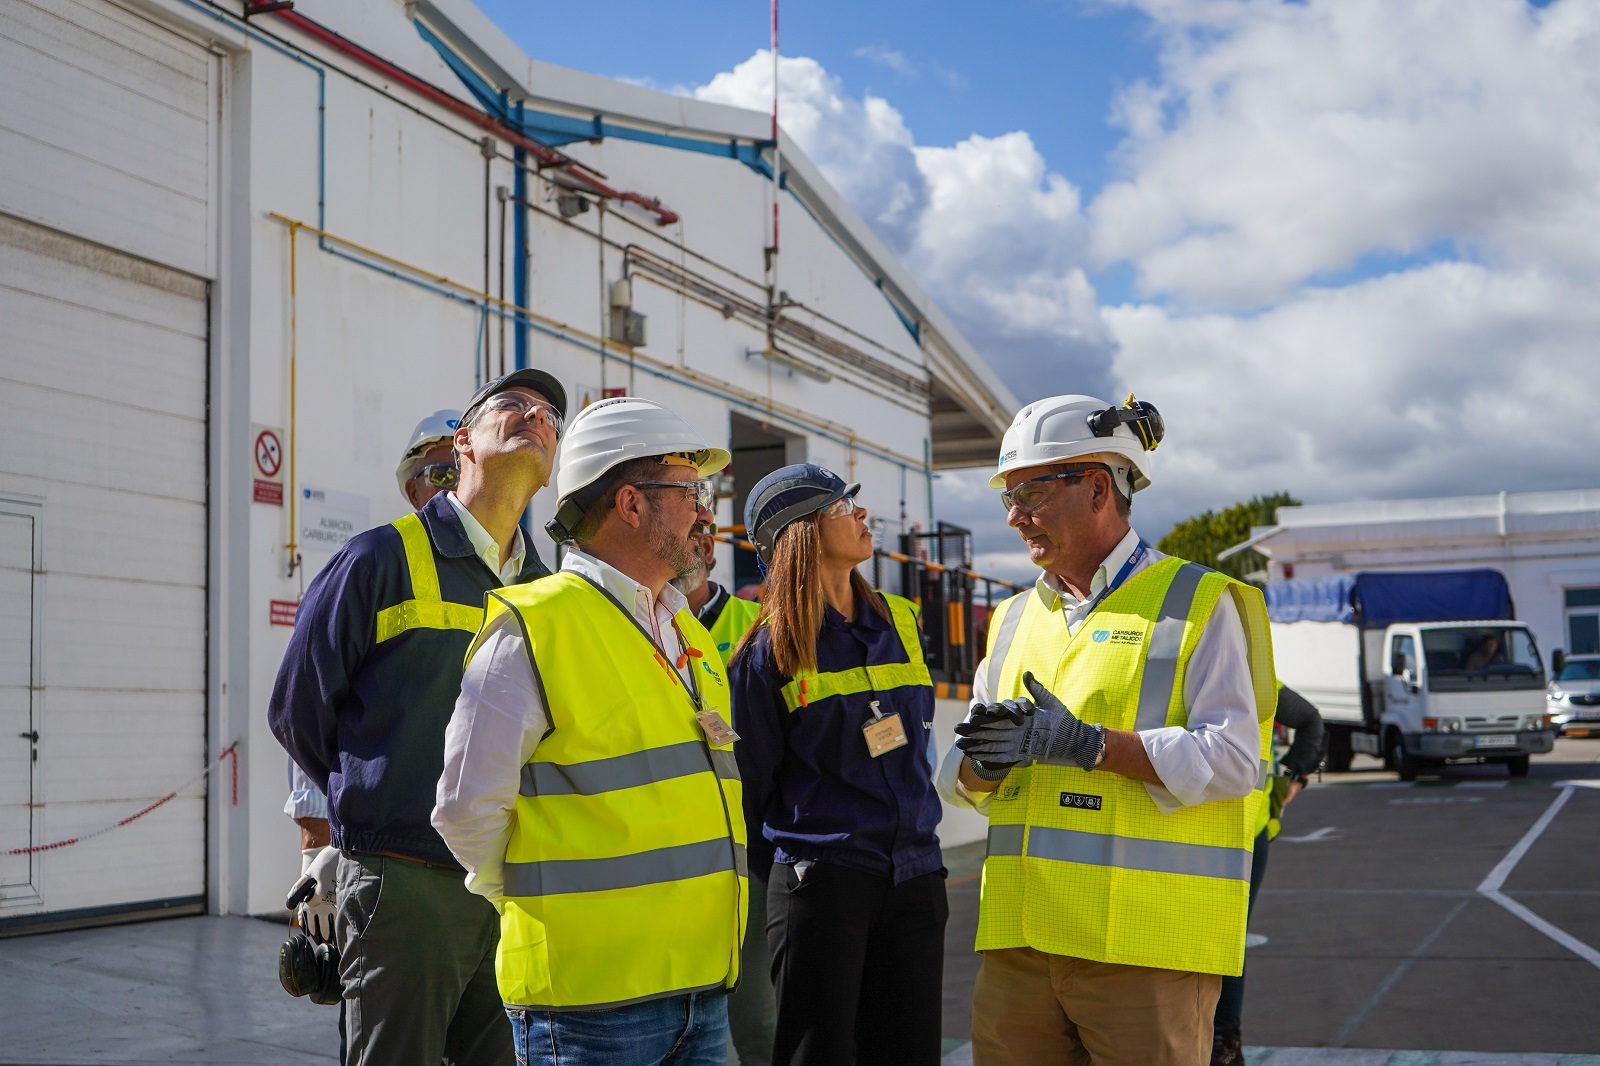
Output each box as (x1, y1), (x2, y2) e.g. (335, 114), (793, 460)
(730, 593), (943, 884)
(268, 493), (548, 866)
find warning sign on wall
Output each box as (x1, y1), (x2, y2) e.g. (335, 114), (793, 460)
(270, 600), (298, 627)
(253, 425), (285, 506)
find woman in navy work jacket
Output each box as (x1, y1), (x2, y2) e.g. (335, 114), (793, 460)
(730, 463), (946, 1066)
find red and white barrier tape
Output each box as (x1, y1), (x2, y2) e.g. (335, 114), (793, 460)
(6, 740), (241, 856)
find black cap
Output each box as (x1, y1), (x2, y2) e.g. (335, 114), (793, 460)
(744, 463), (860, 566)
(461, 369), (568, 426)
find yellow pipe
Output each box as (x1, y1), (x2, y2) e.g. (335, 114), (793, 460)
(287, 220), (300, 577)
(264, 213), (929, 471)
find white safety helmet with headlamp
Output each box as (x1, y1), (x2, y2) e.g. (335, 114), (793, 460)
(545, 396), (731, 543)
(394, 409), (464, 496)
(990, 393), (1164, 499)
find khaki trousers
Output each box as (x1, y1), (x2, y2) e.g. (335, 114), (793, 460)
(970, 947), (1220, 1066)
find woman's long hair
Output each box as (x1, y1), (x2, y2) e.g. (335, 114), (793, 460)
(732, 512), (889, 677)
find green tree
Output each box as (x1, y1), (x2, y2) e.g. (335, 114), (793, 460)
(1157, 492), (1300, 583)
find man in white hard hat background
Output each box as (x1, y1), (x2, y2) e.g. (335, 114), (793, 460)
(287, 409), (465, 950)
(936, 394), (1276, 1066)
(271, 370), (565, 1066)
(433, 396), (747, 1066)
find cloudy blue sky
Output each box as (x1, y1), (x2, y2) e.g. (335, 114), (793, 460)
(475, 0), (1599, 579)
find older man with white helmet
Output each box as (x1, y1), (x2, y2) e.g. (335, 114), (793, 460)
(434, 396), (747, 1066)
(937, 395), (1276, 1066)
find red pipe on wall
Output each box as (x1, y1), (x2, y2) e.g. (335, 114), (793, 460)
(266, 6), (681, 227)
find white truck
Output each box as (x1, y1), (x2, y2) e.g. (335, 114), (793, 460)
(1268, 569), (1555, 779)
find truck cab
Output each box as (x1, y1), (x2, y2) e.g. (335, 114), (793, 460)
(1373, 620), (1554, 779)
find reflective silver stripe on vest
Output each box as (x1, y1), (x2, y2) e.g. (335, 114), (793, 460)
(987, 823), (1025, 857)
(505, 838), (747, 898)
(986, 596), (1029, 691)
(1132, 563), (1208, 731)
(1257, 759), (1271, 791)
(520, 740), (722, 798)
(1027, 825), (1250, 881)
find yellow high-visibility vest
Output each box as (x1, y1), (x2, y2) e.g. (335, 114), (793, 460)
(707, 591), (762, 666)
(975, 557), (1276, 976)
(475, 571), (748, 1009)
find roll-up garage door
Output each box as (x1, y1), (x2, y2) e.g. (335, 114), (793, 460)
(0, 0), (211, 928)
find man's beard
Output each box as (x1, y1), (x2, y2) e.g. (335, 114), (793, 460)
(647, 512), (700, 580)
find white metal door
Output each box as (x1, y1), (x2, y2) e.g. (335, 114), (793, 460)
(0, 506), (39, 893)
(0, 217), (209, 921)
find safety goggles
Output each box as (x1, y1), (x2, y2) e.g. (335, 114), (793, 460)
(632, 477), (716, 511)
(411, 461), (459, 489)
(822, 494), (861, 519)
(1000, 469), (1094, 512)
(476, 392), (564, 438)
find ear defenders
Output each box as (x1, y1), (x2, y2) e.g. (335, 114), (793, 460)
(1087, 395), (1164, 451)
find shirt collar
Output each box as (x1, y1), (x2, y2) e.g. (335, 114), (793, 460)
(444, 492), (526, 582)
(1034, 526), (1144, 610)
(698, 581), (728, 623)
(561, 546), (688, 624)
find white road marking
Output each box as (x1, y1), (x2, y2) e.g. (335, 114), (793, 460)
(1476, 785), (1600, 971)
(1279, 826), (1339, 842)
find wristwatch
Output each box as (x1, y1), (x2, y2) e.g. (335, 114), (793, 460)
(1088, 726), (1107, 771)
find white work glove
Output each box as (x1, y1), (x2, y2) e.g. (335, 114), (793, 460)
(287, 846), (339, 944)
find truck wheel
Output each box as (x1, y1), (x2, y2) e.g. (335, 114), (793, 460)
(1506, 755), (1530, 777)
(1387, 730), (1418, 782)
(1326, 728), (1353, 773)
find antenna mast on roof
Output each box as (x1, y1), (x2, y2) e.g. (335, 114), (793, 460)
(768, 0), (781, 321)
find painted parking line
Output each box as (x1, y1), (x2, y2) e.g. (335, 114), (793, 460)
(1476, 785), (1600, 971)
(1310, 778), (1599, 790)
(938, 1045), (1600, 1065)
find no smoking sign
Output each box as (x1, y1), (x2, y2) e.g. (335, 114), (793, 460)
(252, 424), (284, 506)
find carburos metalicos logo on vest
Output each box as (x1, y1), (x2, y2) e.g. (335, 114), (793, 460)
(1091, 628), (1143, 645)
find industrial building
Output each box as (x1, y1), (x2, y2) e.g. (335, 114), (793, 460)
(0, 0), (1017, 929)
(1232, 488), (1600, 669)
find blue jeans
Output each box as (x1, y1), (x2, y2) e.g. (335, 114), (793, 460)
(507, 989), (729, 1066)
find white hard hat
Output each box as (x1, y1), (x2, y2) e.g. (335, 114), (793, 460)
(547, 396), (731, 541)
(990, 394), (1164, 495)
(394, 410), (463, 496)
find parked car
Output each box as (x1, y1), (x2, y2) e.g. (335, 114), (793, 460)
(1548, 654), (1600, 737)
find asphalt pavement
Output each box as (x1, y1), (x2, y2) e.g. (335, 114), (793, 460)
(941, 737), (1600, 1062)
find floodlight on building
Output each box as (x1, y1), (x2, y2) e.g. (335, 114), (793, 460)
(747, 346), (832, 384)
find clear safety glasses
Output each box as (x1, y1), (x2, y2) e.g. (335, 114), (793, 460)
(412, 461), (459, 489)
(477, 392), (564, 438)
(633, 478), (717, 512)
(822, 494), (861, 519)
(999, 469), (1093, 513)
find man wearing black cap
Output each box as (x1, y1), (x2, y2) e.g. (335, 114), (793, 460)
(270, 369), (565, 1066)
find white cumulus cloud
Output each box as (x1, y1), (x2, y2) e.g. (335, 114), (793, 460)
(693, 52), (1114, 403)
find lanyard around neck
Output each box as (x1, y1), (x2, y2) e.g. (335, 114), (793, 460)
(1080, 540), (1148, 616)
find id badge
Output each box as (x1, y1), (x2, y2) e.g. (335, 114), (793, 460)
(862, 712), (909, 757)
(696, 709), (740, 746)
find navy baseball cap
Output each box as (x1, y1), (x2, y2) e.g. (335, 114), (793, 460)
(745, 463), (860, 565)
(461, 368), (568, 425)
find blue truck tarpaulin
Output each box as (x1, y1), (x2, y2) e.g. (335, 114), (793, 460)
(1265, 569), (1512, 628)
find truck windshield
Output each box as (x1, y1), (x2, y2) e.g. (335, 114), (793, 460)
(1558, 659), (1600, 682)
(1422, 627), (1546, 692)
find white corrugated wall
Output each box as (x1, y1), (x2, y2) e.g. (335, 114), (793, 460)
(0, 0), (213, 924)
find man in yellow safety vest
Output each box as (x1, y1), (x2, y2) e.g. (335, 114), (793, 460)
(433, 396), (747, 1066)
(936, 393), (1276, 1066)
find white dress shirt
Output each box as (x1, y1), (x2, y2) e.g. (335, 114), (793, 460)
(445, 491), (527, 584)
(432, 547), (692, 906)
(936, 527), (1260, 815)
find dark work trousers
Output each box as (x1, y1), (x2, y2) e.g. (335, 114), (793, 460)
(728, 866), (776, 1066)
(1214, 827), (1272, 1032)
(337, 852), (514, 1066)
(767, 861), (947, 1066)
